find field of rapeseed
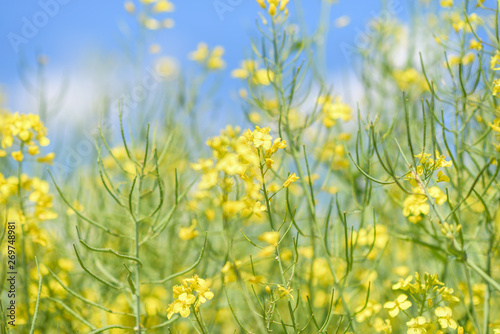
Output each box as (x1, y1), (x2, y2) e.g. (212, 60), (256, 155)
(1, 0), (500, 333)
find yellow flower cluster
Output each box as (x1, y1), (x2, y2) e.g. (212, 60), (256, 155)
(232, 60), (275, 86)
(0, 110), (53, 163)
(405, 151), (453, 186)
(402, 186), (446, 223)
(256, 0), (289, 17)
(387, 273), (461, 333)
(488, 46), (500, 99)
(440, 0), (453, 7)
(393, 68), (429, 93)
(0, 173), (57, 221)
(318, 95), (352, 128)
(317, 132), (351, 170)
(489, 118), (500, 153)
(124, 0), (175, 30)
(352, 224), (389, 260)
(392, 272), (459, 301)
(443, 10), (479, 34)
(190, 43), (226, 71)
(192, 125), (286, 218)
(167, 275), (214, 319)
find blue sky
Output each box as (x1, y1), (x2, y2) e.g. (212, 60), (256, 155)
(0, 0), (396, 111)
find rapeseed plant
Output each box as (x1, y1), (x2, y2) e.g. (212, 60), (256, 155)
(1, 0), (500, 333)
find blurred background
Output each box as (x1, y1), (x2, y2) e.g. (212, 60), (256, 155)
(0, 0), (404, 122)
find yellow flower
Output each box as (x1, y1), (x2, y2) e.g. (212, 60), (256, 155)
(428, 186), (447, 205)
(257, 0), (289, 16)
(435, 307), (457, 329)
(491, 51), (500, 70)
(190, 43), (209, 62)
(246, 126), (273, 150)
(355, 300), (381, 322)
(406, 316), (427, 334)
(249, 112), (261, 124)
(440, 222), (461, 239)
(258, 231), (280, 245)
(193, 278), (214, 304)
(232, 61), (274, 85)
(393, 68), (428, 92)
(12, 151), (23, 162)
(490, 118), (500, 133)
(190, 43), (225, 70)
(178, 219), (200, 241)
(384, 294), (412, 317)
(268, 138), (287, 155)
(58, 258), (75, 272)
(403, 189), (429, 223)
(167, 293), (196, 318)
(469, 39), (482, 50)
(462, 53), (475, 65)
(373, 318), (392, 333)
(283, 173), (299, 188)
(37, 152), (55, 165)
(253, 69), (274, 85)
(277, 285), (294, 300)
(231, 60), (257, 79)
(268, 3), (276, 15)
(143, 17), (160, 30)
(0, 112), (50, 148)
(319, 96), (352, 127)
(393, 275), (413, 291)
(28, 145), (39, 155)
(432, 152), (453, 168)
(436, 170), (450, 182)
(207, 46), (226, 70)
(153, 0), (174, 13)
(493, 79), (500, 96)
(167, 275), (214, 319)
(440, 0), (453, 7)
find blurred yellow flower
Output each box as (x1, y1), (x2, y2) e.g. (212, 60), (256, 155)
(153, 0), (174, 13)
(190, 43), (225, 70)
(178, 219), (200, 241)
(258, 231), (280, 245)
(37, 152), (55, 165)
(12, 151), (23, 162)
(319, 96), (352, 127)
